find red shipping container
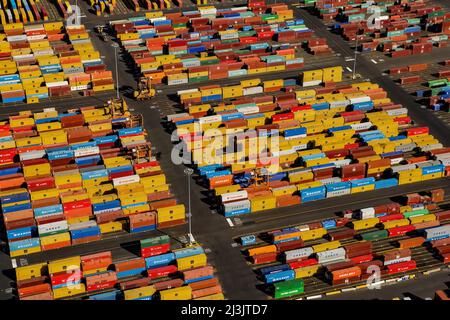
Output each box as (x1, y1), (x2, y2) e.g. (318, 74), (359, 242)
(288, 258), (318, 270)
(141, 243), (171, 258)
(147, 265), (178, 280)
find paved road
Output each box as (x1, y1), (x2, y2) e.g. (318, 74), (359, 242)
(0, 0), (449, 300)
(322, 270), (450, 300)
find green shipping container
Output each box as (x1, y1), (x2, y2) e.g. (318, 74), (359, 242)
(221, 39), (239, 44)
(403, 209), (429, 219)
(387, 30), (405, 37)
(428, 79), (449, 88)
(173, 23), (187, 28)
(361, 229), (388, 241)
(200, 59), (220, 66)
(274, 279), (304, 299)
(238, 31), (257, 37)
(428, 10), (445, 18)
(189, 76), (209, 83)
(140, 235), (170, 248)
(261, 14), (278, 21)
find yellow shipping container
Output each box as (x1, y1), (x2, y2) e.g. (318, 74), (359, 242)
(157, 204), (185, 223)
(176, 253), (207, 271)
(351, 184), (375, 194)
(352, 218), (380, 231)
(10, 246), (42, 257)
(312, 240), (341, 253)
(48, 256), (81, 274)
(240, 78), (260, 88)
(16, 263), (47, 281)
(409, 214), (436, 225)
(40, 130), (67, 145)
(294, 265), (320, 279)
(383, 219), (410, 229)
(159, 286), (192, 300)
(40, 232), (71, 246)
(99, 221), (123, 234)
(250, 195), (277, 212)
(23, 162), (51, 178)
(299, 228), (327, 241)
(297, 181), (323, 191)
(124, 285), (156, 300)
(53, 284), (86, 299)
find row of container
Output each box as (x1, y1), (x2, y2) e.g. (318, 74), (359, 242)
(0, 21), (114, 104)
(0, 0), (50, 24)
(167, 75), (449, 216)
(0, 102), (186, 257)
(312, 0), (450, 55)
(90, 0), (116, 16)
(109, 3), (332, 85)
(14, 239), (224, 300)
(239, 191), (449, 298)
(390, 61), (450, 112)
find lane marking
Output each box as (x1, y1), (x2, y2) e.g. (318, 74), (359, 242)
(11, 259), (17, 268)
(226, 218), (234, 227)
(371, 59), (378, 64)
(346, 67), (353, 72)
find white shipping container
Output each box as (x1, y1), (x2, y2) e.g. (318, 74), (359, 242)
(223, 200), (251, 212)
(113, 174), (140, 187)
(33, 49), (55, 56)
(243, 86), (263, 96)
(359, 207), (375, 219)
(421, 143), (443, 152)
(12, 54), (35, 61)
(386, 108), (408, 117)
(46, 81), (69, 88)
(74, 146), (99, 158)
(297, 225), (310, 232)
(199, 115), (222, 124)
(7, 35), (27, 42)
(333, 159), (352, 167)
(440, 158), (450, 166)
(284, 247), (314, 262)
(351, 122), (373, 131)
(221, 190), (248, 203)
(330, 100), (350, 108)
(394, 143), (417, 152)
(272, 148), (297, 157)
(350, 96), (371, 104)
(302, 80), (322, 87)
(168, 78), (188, 86)
(383, 256), (411, 266)
(284, 134), (307, 140)
(19, 150), (46, 162)
(38, 220), (68, 236)
(177, 88), (198, 96)
(69, 220), (98, 231)
(327, 188), (351, 198)
(316, 248), (346, 264)
(290, 144), (308, 151)
(319, 177), (342, 185)
(391, 163), (417, 173)
(237, 106), (260, 115)
(425, 225), (450, 240)
(27, 34), (47, 41)
(390, 157), (405, 166)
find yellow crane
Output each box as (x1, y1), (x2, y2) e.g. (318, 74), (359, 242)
(133, 76), (156, 101)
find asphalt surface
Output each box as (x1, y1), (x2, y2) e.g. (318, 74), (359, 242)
(321, 270), (450, 300)
(0, 0), (449, 300)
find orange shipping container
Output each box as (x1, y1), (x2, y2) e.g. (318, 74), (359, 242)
(192, 284), (223, 299)
(18, 283), (52, 298)
(398, 237), (425, 249)
(247, 245), (277, 257)
(332, 266), (362, 280)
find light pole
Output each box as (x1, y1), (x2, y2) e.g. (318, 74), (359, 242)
(111, 43), (120, 99)
(352, 21), (361, 80)
(184, 168), (194, 245)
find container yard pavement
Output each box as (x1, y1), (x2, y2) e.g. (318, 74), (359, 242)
(1, 1), (450, 301)
(321, 270), (450, 300)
